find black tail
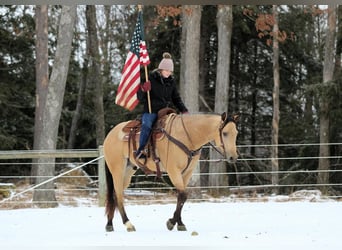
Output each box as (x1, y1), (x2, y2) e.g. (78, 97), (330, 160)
(105, 163), (116, 216)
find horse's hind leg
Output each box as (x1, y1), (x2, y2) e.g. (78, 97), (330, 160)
(105, 156), (136, 232)
(167, 190), (188, 231)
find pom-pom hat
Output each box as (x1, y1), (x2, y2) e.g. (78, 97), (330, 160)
(158, 52), (174, 72)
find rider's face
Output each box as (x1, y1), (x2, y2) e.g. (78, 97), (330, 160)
(161, 70), (172, 78)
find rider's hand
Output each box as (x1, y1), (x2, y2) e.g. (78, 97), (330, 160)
(141, 81), (151, 92)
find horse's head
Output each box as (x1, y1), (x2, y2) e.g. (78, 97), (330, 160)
(214, 112), (239, 163)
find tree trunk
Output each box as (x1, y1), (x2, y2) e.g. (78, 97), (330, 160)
(317, 5), (336, 193)
(209, 5), (233, 196)
(181, 5), (201, 197)
(251, 40), (258, 156)
(179, 10), (187, 97)
(68, 57), (88, 149)
(86, 5), (105, 146)
(303, 8), (315, 137)
(68, 7), (91, 150)
(101, 5), (111, 91)
(271, 5), (280, 194)
(33, 6), (76, 207)
(198, 6), (210, 112)
(31, 5), (48, 182)
(337, 6), (342, 70)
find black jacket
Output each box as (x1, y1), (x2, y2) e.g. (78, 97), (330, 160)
(137, 70), (188, 114)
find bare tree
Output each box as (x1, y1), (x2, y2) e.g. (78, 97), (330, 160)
(86, 5), (105, 146)
(271, 5), (280, 194)
(33, 6), (76, 207)
(208, 5), (233, 195)
(180, 5), (201, 112)
(68, 56), (88, 149)
(180, 5), (201, 197)
(31, 5), (48, 181)
(68, 7), (89, 149)
(317, 5), (337, 193)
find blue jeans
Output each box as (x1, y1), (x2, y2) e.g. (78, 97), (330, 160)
(137, 113), (158, 153)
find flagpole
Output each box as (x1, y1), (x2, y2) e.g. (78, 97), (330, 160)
(138, 5), (152, 114)
(144, 66), (152, 113)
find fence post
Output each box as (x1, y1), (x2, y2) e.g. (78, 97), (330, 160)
(98, 145), (106, 207)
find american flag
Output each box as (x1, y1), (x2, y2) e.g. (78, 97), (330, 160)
(115, 11), (150, 111)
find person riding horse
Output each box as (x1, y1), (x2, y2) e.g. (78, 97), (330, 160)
(135, 52), (189, 159)
(103, 52), (239, 232)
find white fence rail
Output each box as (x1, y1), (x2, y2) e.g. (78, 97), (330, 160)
(0, 143), (341, 208)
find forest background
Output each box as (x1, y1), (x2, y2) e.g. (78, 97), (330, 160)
(0, 5), (341, 205)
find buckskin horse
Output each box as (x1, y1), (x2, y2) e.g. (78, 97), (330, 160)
(103, 111), (239, 232)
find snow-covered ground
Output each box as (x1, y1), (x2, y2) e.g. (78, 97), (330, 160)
(1, 195), (341, 250)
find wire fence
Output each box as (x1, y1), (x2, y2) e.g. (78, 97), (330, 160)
(0, 142), (341, 209)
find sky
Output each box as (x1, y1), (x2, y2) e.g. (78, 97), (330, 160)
(1, 193), (341, 250)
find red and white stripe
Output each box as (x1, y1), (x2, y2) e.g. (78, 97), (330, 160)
(139, 41), (150, 66)
(115, 51), (140, 111)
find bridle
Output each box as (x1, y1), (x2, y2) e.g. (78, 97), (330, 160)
(209, 115), (237, 159)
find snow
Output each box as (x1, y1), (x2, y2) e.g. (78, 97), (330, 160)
(1, 198), (342, 249)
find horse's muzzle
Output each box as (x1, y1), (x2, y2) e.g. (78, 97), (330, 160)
(227, 156), (237, 163)
(226, 152), (238, 163)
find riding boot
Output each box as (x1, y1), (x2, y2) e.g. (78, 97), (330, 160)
(135, 113), (158, 159)
(135, 124), (151, 159)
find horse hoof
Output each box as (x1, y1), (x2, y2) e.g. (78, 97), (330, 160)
(127, 226), (136, 232)
(166, 219), (175, 231)
(177, 224), (187, 231)
(125, 221), (136, 232)
(105, 225), (114, 232)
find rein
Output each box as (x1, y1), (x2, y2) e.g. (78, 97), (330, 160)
(208, 141), (226, 157)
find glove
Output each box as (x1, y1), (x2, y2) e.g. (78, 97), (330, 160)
(141, 81), (151, 92)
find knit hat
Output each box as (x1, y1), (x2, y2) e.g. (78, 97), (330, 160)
(158, 52), (174, 72)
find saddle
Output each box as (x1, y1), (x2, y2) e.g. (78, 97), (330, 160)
(121, 107), (176, 141)
(120, 108), (177, 177)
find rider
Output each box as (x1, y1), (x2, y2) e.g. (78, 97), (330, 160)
(135, 52), (189, 159)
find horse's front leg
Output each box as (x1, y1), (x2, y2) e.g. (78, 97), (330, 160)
(167, 190), (187, 231)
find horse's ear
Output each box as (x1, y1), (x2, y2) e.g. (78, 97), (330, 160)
(221, 112), (227, 121)
(233, 114), (239, 123)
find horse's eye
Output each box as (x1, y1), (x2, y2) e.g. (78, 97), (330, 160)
(222, 132), (228, 137)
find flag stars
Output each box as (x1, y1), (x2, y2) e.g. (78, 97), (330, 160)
(130, 25), (142, 55)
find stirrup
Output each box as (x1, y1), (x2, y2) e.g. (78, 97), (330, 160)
(133, 152), (152, 175)
(135, 151), (146, 159)
(134, 149), (148, 159)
